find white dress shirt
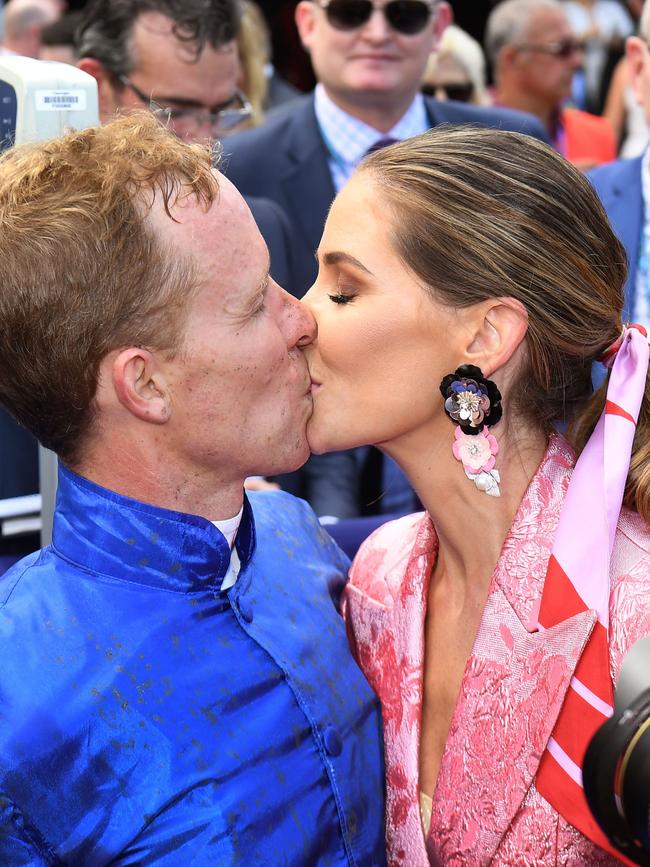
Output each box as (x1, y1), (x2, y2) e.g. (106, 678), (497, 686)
(214, 507), (243, 591)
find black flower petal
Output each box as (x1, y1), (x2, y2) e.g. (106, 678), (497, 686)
(439, 365), (502, 433)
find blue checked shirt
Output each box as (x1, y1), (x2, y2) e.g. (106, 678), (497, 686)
(314, 83), (430, 191)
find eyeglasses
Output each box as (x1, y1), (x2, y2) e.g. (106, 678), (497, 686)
(312, 0), (435, 35)
(118, 75), (252, 137)
(421, 81), (474, 102)
(515, 38), (583, 59)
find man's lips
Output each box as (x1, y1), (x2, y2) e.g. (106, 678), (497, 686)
(350, 53), (401, 62)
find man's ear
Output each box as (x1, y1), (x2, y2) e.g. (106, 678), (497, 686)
(295, 0), (317, 50)
(77, 57), (121, 123)
(463, 298), (529, 377)
(432, 1), (453, 50)
(108, 347), (172, 425)
(626, 36), (648, 107)
(497, 44), (519, 80)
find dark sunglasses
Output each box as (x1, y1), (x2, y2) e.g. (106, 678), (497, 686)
(312, 0), (435, 35)
(421, 81), (474, 102)
(516, 38), (583, 59)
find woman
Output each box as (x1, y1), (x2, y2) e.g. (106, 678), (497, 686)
(303, 127), (650, 865)
(421, 24), (489, 106)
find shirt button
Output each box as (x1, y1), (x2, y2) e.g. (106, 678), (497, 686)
(237, 597), (253, 624)
(324, 726), (342, 757)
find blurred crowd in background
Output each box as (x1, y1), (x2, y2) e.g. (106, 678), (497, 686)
(0, 0), (645, 158)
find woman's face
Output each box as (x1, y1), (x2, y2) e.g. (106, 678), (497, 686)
(303, 172), (461, 455)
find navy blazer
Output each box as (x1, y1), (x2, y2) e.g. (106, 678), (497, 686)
(588, 156), (643, 323)
(246, 195), (295, 292)
(224, 93), (550, 298)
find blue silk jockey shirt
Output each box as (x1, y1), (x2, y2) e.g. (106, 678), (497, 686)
(0, 466), (386, 866)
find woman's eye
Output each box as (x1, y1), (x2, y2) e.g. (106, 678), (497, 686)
(327, 292), (355, 305)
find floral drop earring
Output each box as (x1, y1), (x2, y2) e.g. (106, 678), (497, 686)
(439, 364), (503, 497)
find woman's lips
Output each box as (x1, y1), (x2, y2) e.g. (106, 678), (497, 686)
(310, 380), (321, 393)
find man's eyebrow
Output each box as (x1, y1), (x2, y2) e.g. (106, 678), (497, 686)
(318, 251), (374, 275)
(153, 94), (238, 112)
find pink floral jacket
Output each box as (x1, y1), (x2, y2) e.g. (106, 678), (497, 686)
(344, 436), (650, 866)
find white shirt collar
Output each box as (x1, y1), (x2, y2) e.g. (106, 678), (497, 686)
(213, 506), (243, 592)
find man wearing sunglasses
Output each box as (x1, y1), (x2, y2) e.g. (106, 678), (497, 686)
(227, 0), (548, 302)
(224, 0), (549, 521)
(485, 0), (616, 170)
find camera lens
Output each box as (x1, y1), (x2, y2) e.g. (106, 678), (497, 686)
(584, 682), (650, 865)
(621, 714), (650, 852)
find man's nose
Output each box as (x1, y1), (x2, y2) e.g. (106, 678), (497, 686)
(570, 48), (584, 69)
(284, 289), (317, 348)
(360, 6), (392, 41)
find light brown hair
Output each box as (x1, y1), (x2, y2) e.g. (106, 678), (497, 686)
(362, 126), (650, 521)
(0, 111), (218, 465)
(237, 0), (270, 126)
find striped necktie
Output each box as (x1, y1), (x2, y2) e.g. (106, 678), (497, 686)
(535, 325), (648, 862)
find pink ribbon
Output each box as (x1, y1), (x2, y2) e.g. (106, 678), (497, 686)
(535, 325), (649, 860)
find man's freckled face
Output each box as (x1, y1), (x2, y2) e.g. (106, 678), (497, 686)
(151, 174), (316, 481)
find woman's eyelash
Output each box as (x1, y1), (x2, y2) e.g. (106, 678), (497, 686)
(328, 292), (355, 305)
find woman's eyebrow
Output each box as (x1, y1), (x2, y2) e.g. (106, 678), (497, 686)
(320, 250), (374, 276)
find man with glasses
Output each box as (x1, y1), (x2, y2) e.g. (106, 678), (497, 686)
(224, 0), (548, 521)
(485, 0), (616, 169)
(115, 73), (251, 142)
(77, 0), (250, 142)
(76, 0), (294, 292)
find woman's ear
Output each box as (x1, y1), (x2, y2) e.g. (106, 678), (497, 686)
(107, 347), (172, 424)
(464, 297), (529, 376)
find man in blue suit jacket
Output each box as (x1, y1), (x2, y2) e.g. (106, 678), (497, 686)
(589, 155), (642, 325)
(589, 5), (650, 330)
(224, 0), (550, 519)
